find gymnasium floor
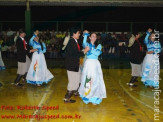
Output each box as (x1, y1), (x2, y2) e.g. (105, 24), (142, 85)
(0, 59), (163, 122)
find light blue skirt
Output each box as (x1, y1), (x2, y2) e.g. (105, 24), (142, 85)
(141, 54), (160, 88)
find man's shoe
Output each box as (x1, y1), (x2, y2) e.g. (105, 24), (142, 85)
(64, 99), (76, 103)
(15, 83), (23, 86)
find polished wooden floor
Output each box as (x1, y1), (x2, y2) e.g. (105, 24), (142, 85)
(0, 68), (163, 122)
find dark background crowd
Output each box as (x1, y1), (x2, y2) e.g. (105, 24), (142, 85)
(0, 28), (163, 60)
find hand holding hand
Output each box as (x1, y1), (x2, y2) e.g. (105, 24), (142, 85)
(83, 30), (89, 34)
(148, 28), (152, 33)
(83, 30), (90, 37)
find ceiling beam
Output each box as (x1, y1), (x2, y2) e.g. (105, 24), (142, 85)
(0, 0), (162, 7)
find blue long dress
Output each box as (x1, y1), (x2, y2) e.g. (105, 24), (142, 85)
(141, 32), (161, 88)
(78, 33), (107, 104)
(26, 34), (54, 85)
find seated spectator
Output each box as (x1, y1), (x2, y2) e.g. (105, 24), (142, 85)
(0, 37), (3, 45)
(7, 28), (15, 37)
(56, 32), (62, 39)
(50, 37), (56, 44)
(112, 32), (117, 39)
(52, 44), (58, 58)
(45, 29), (51, 39)
(51, 30), (56, 38)
(101, 31), (108, 41)
(60, 32), (65, 39)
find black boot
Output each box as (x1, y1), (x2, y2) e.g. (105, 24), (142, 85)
(14, 74), (23, 86)
(74, 83), (81, 96)
(64, 91), (76, 103)
(133, 76), (138, 83)
(22, 72), (27, 83)
(127, 76), (137, 87)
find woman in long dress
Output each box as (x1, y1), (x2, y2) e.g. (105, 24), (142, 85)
(26, 31), (54, 86)
(141, 28), (161, 88)
(78, 32), (107, 105)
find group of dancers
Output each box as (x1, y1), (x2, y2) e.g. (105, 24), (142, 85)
(0, 27), (161, 105)
(64, 28), (107, 104)
(64, 27), (161, 104)
(13, 29), (54, 86)
(127, 28), (161, 88)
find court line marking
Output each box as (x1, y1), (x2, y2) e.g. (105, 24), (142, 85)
(139, 93), (163, 101)
(121, 70), (163, 101)
(119, 80), (163, 114)
(29, 79), (54, 122)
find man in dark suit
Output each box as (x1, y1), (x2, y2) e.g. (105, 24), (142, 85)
(127, 32), (144, 87)
(14, 29), (37, 86)
(64, 28), (89, 103)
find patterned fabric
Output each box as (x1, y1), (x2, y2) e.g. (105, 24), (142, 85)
(79, 59), (107, 104)
(84, 76), (92, 96)
(26, 52), (54, 85)
(141, 54), (160, 87)
(33, 60), (38, 77)
(144, 32), (161, 53)
(79, 34), (106, 104)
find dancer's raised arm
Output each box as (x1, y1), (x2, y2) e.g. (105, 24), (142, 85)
(29, 34), (36, 46)
(144, 28), (152, 45)
(29, 30), (39, 46)
(82, 30), (90, 48)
